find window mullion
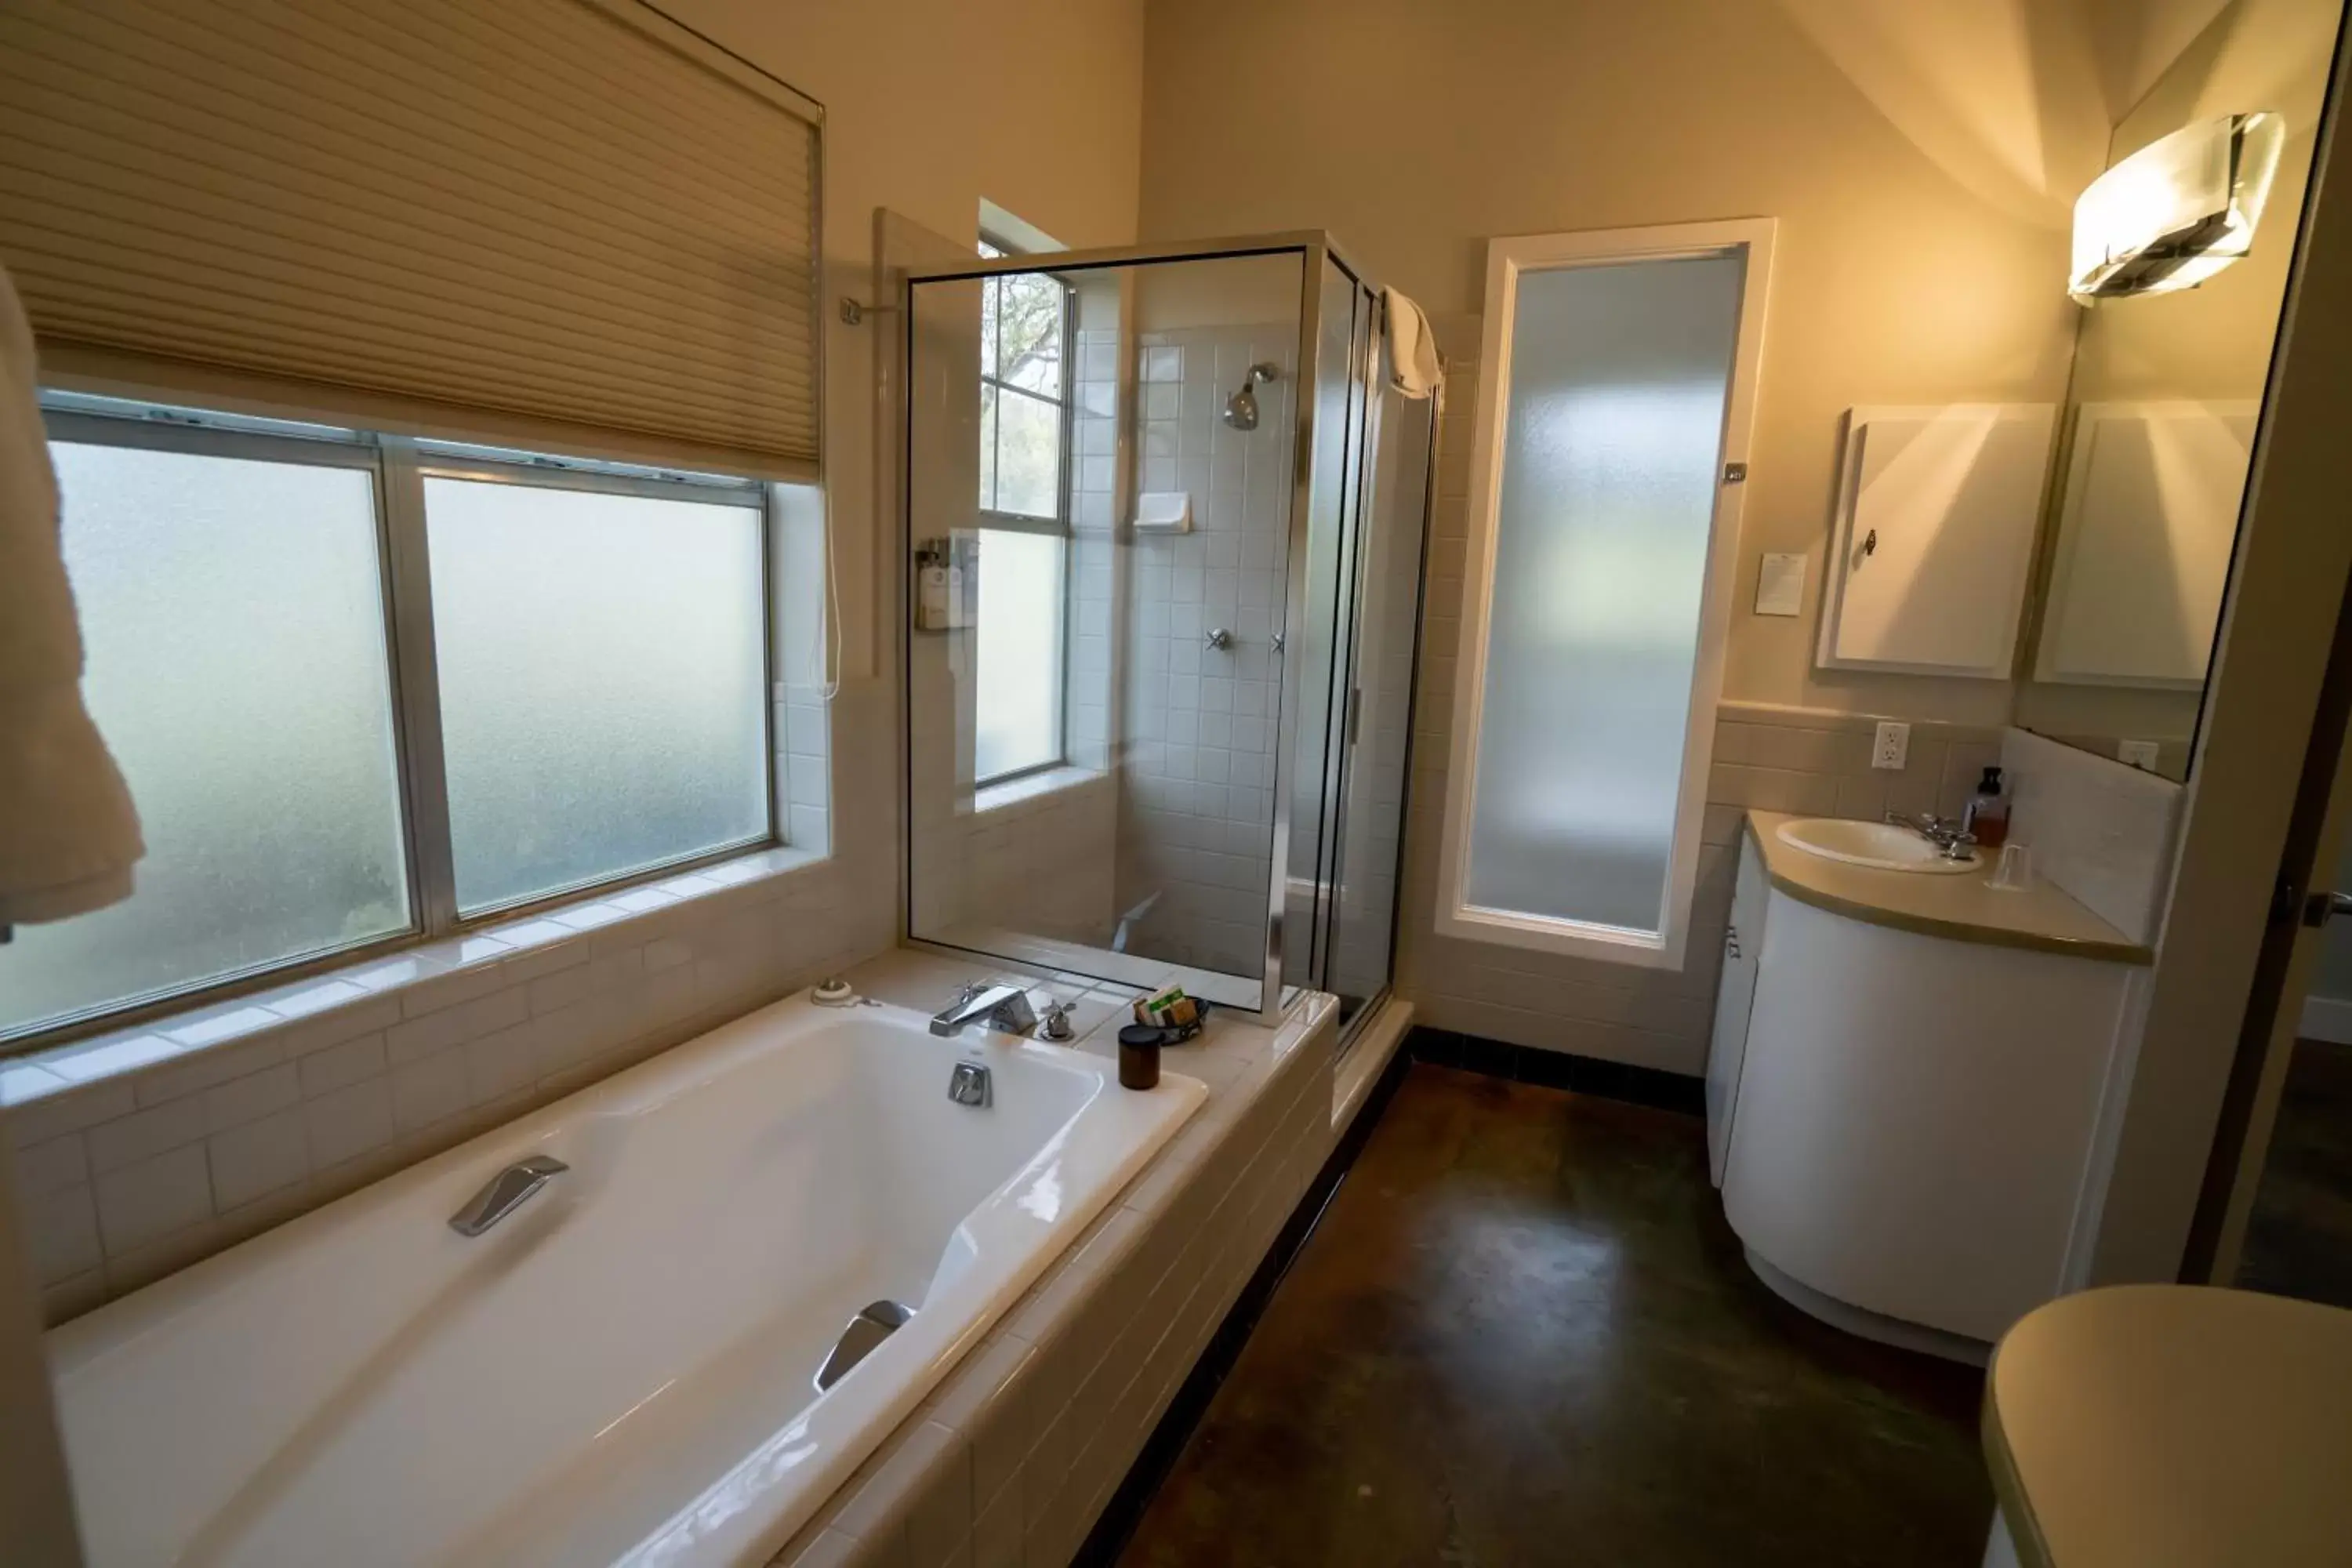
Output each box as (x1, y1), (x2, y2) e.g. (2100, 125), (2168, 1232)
(377, 437), (461, 938)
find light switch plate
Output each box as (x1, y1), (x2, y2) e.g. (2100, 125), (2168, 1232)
(1755, 553), (1806, 616)
(1872, 721), (1911, 771)
(2118, 739), (2161, 771)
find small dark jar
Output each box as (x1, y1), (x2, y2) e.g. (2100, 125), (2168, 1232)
(1116, 1025), (1164, 1090)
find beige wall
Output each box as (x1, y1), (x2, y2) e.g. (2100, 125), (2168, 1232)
(1139, 0), (2118, 727)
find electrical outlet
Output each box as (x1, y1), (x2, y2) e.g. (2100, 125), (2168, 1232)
(2118, 739), (2161, 771)
(1871, 721), (1911, 771)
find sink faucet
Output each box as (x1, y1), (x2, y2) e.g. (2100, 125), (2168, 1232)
(1884, 810), (1978, 861)
(930, 982), (1040, 1039)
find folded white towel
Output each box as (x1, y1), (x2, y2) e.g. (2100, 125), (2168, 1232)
(1384, 286), (1444, 400)
(0, 265), (143, 927)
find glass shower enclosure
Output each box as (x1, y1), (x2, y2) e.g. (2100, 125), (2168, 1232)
(900, 233), (1433, 1031)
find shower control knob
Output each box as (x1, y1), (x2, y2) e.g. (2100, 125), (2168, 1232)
(1205, 627), (1232, 651)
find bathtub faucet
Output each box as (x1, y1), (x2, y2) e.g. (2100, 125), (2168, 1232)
(930, 982), (1039, 1039)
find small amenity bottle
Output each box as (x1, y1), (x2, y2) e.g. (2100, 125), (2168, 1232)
(1964, 765), (2010, 850)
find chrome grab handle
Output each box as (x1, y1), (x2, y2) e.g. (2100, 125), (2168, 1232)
(448, 1154), (568, 1236)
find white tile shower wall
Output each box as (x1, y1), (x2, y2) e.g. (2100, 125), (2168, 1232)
(2001, 726), (2183, 945)
(1116, 325), (1296, 977)
(958, 775), (1120, 948)
(1396, 358), (2009, 1075)
(765, 949), (1341, 1568)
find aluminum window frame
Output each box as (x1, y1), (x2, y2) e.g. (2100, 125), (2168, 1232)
(10, 393), (781, 1051)
(971, 238), (1076, 786)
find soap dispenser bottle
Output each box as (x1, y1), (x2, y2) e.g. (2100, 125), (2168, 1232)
(1963, 765), (2010, 850)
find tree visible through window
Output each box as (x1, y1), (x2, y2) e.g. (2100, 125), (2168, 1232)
(974, 238), (1071, 783)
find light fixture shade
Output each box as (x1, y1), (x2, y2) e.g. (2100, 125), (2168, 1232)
(2070, 112), (2285, 304)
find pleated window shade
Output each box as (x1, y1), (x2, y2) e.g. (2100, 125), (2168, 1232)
(0, 0), (822, 479)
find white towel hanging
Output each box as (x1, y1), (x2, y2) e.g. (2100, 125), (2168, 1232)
(1384, 286), (1444, 400)
(0, 264), (143, 927)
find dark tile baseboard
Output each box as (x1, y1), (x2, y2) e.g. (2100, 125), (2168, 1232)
(1408, 1025), (1705, 1116)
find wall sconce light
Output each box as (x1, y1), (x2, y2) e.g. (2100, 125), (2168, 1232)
(2070, 112), (2285, 304)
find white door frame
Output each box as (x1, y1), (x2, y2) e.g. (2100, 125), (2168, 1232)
(2072, 18), (2352, 1287)
(1436, 218), (1775, 969)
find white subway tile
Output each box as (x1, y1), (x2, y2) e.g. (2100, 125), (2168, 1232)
(21, 1182), (100, 1283)
(47, 1035), (183, 1083)
(204, 1062), (301, 1134)
(164, 1006), (283, 1050)
(208, 1108), (310, 1210)
(93, 1144), (212, 1254)
(87, 1097), (209, 1175)
(303, 1079), (395, 1169)
(391, 1047), (471, 1132)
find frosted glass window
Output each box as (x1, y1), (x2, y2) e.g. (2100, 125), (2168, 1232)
(974, 528), (1066, 782)
(1466, 256), (1743, 935)
(0, 442), (408, 1036)
(425, 477), (769, 913)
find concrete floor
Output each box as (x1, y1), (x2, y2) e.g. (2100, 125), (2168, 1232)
(1116, 1062), (1992, 1567)
(2239, 1037), (2352, 1310)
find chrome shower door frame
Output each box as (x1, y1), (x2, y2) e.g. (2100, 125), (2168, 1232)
(896, 231), (1410, 1029)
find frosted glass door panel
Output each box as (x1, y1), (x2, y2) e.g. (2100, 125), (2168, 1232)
(0, 444), (407, 1036)
(1466, 256), (1742, 935)
(425, 477), (768, 913)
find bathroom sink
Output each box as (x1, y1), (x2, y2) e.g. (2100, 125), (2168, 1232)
(1773, 818), (1980, 874)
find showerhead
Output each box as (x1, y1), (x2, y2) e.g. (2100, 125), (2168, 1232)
(1221, 362), (1280, 431)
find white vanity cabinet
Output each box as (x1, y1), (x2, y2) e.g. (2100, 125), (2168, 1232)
(1704, 837), (1770, 1186)
(1707, 815), (2146, 1355)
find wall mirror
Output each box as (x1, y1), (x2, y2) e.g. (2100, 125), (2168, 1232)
(2012, 0), (2339, 782)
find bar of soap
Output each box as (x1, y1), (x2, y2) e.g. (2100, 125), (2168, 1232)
(1133, 985), (1197, 1029)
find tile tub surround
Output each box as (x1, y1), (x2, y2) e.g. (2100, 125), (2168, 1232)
(762, 947), (1356, 1568)
(4, 846), (883, 1326)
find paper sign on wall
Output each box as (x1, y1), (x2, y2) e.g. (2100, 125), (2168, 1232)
(1755, 553), (1806, 616)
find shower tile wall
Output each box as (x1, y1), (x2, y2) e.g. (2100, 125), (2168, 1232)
(1116, 327), (1295, 977)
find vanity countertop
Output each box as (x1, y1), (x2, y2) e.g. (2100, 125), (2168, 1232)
(1744, 810), (2151, 965)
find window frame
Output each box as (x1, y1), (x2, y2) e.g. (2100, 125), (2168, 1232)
(13, 394), (780, 1049)
(1433, 219), (1776, 970)
(972, 235), (1076, 787)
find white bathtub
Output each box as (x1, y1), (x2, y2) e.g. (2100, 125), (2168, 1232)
(47, 989), (1206, 1566)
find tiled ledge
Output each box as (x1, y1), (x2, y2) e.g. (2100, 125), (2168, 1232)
(769, 947), (1344, 1568)
(971, 764), (1110, 818)
(5, 844), (857, 1322)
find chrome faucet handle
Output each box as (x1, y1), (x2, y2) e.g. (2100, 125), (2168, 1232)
(1941, 830), (1979, 862)
(1036, 1001), (1075, 1042)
